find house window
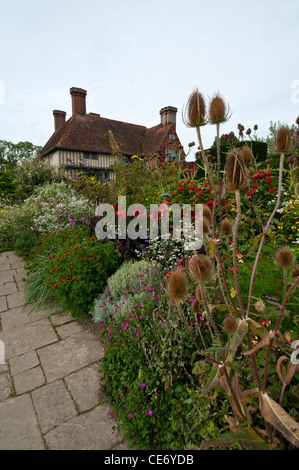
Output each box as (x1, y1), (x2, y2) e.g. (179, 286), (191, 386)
(165, 148), (179, 162)
(83, 152), (98, 161)
(169, 133), (175, 140)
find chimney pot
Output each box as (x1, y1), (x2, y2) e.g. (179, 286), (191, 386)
(160, 106), (177, 129)
(70, 87), (87, 115)
(53, 110), (66, 132)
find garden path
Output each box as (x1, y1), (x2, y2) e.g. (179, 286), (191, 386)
(0, 251), (128, 450)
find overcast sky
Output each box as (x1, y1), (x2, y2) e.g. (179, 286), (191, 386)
(0, 0), (298, 160)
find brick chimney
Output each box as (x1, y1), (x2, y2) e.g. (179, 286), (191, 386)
(160, 106), (177, 129)
(70, 87), (87, 115)
(53, 110), (66, 132)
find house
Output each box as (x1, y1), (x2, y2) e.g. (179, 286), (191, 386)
(39, 87), (185, 180)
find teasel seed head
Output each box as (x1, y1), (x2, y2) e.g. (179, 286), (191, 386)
(195, 284), (202, 302)
(225, 147), (248, 190)
(220, 218), (232, 237)
(239, 145), (253, 166)
(184, 89), (206, 127)
(208, 93), (230, 124)
(292, 266), (299, 278)
(275, 125), (293, 152)
(223, 315), (238, 334)
(189, 254), (213, 283)
(254, 299), (266, 313)
(275, 246), (295, 268)
(191, 298), (201, 313)
(167, 270), (189, 301)
(202, 217), (210, 234)
(202, 204), (212, 226)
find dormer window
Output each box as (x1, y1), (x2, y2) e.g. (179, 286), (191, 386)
(169, 133), (175, 140)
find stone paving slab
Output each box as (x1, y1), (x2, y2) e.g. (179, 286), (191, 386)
(50, 312), (75, 326)
(0, 318), (58, 359)
(38, 330), (104, 383)
(14, 366), (46, 395)
(9, 350), (40, 376)
(7, 291), (25, 309)
(0, 304), (51, 330)
(0, 296), (8, 313)
(0, 373), (12, 401)
(56, 321), (85, 339)
(44, 403), (124, 450)
(31, 380), (77, 435)
(0, 282), (18, 296)
(65, 363), (102, 412)
(0, 394), (45, 450)
(0, 271), (15, 286)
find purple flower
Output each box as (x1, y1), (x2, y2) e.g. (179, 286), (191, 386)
(147, 410), (153, 416)
(129, 413), (134, 418)
(69, 221), (75, 226)
(140, 382), (146, 388)
(61, 213), (66, 216)
(124, 322), (129, 327)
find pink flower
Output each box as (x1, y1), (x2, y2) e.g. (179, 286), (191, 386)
(129, 413), (134, 418)
(124, 322), (129, 327)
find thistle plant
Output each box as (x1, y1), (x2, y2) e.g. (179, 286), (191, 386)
(171, 90), (299, 449)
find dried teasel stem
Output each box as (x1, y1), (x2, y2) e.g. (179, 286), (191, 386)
(196, 126), (217, 238)
(232, 189), (246, 318)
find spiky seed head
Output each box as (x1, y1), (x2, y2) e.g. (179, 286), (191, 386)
(246, 128), (251, 135)
(202, 204), (212, 226)
(208, 93), (229, 124)
(189, 254), (213, 283)
(185, 89), (206, 127)
(275, 125), (293, 152)
(191, 299), (200, 313)
(239, 145), (253, 166)
(220, 218), (232, 237)
(225, 148), (248, 190)
(296, 117), (299, 126)
(202, 217), (210, 234)
(195, 284), (202, 302)
(292, 266), (299, 278)
(167, 270), (189, 301)
(275, 246), (295, 268)
(254, 299), (266, 313)
(223, 316), (238, 334)
(254, 124), (258, 131)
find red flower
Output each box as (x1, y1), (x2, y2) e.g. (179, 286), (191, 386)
(268, 188), (275, 194)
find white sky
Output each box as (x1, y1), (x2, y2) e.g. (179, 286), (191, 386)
(0, 0), (298, 160)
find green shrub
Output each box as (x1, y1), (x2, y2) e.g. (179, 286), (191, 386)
(25, 227), (120, 318)
(13, 157), (63, 200)
(0, 205), (36, 253)
(91, 260), (160, 323)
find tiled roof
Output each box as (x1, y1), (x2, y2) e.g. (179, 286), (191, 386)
(40, 113), (175, 158)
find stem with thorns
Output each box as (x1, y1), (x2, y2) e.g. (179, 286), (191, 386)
(216, 122), (223, 224)
(233, 189), (246, 318)
(196, 126), (217, 238)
